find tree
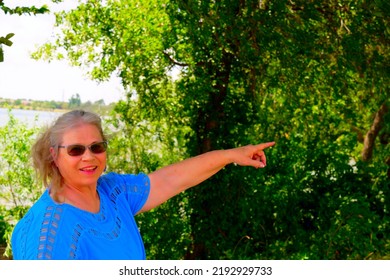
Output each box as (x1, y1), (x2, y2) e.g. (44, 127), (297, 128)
(68, 93), (81, 108)
(94, 99), (105, 106)
(30, 0), (390, 259)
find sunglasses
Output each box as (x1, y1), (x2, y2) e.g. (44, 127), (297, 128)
(58, 141), (108, 157)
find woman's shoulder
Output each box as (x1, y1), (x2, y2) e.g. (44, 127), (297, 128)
(11, 190), (72, 259)
(97, 172), (150, 213)
(98, 172), (150, 190)
(19, 190), (53, 217)
(13, 190), (67, 231)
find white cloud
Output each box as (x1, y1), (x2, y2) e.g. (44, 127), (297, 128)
(0, 0), (124, 104)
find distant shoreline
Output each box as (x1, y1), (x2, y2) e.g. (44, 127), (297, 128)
(0, 97), (114, 115)
(0, 105), (69, 113)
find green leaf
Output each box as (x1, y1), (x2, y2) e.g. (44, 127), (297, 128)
(5, 33), (15, 40)
(0, 38), (13, 47)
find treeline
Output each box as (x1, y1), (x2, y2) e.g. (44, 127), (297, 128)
(0, 94), (114, 114)
(0, 97), (68, 111)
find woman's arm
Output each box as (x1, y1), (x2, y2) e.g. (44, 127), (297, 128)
(139, 142), (275, 213)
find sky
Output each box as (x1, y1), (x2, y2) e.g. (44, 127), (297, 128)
(0, 0), (124, 104)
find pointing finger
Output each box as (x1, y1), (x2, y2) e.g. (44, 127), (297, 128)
(255, 141), (275, 151)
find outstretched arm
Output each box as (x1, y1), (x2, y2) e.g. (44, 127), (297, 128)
(139, 142), (275, 213)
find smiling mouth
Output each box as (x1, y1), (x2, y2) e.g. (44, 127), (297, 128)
(80, 166), (98, 172)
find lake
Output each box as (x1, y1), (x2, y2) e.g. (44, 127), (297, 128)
(0, 108), (61, 127)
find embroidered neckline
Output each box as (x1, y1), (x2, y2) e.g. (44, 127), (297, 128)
(44, 188), (106, 221)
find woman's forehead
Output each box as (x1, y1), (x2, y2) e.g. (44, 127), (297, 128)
(61, 123), (103, 144)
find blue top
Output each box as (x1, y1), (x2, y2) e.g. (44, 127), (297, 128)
(11, 172), (150, 260)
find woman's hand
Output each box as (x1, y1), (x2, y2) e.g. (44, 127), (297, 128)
(227, 142), (275, 168)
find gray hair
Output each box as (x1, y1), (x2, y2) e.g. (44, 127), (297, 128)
(31, 110), (106, 192)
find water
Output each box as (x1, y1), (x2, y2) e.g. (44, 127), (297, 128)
(0, 108), (61, 127)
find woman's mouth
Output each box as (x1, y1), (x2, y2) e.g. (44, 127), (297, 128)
(80, 166), (98, 173)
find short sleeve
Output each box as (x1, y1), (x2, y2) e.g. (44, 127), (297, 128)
(98, 172), (150, 215)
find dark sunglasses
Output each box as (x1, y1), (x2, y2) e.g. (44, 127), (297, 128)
(58, 141), (108, 157)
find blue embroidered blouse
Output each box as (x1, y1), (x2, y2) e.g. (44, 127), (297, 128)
(11, 172), (150, 260)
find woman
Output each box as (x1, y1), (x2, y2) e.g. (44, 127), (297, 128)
(11, 110), (275, 260)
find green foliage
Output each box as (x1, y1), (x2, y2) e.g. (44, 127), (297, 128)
(162, 0), (389, 259)
(253, 138), (389, 260)
(0, 33), (14, 62)
(0, 111), (42, 257)
(0, 1), (49, 16)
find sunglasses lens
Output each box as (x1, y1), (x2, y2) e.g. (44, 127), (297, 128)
(90, 142), (107, 154)
(61, 142), (107, 156)
(67, 145), (86, 156)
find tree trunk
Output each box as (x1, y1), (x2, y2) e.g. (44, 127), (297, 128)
(186, 51), (233, 259)
(362, 102), (388, 161)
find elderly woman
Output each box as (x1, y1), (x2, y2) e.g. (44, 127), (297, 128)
(11, 110), (274, 260)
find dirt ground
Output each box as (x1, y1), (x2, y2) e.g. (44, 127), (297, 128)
(0, 246), (12, 260)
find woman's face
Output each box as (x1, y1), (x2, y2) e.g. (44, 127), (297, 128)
(52, 123), (107, 189)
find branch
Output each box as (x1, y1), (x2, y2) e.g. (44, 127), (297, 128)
(0, 2), (49, 15)
(162, 50), (188, 67)
(362, 102), (389, 161)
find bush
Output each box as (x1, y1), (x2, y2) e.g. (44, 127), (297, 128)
(0, 111), (42, 257)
